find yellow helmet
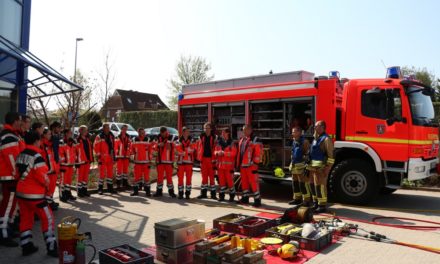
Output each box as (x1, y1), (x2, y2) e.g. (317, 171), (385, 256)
(277, 241), (299, 259)
(274, 167), (285, 178)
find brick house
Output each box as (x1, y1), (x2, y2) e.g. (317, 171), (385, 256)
(101, 89), (169, 121)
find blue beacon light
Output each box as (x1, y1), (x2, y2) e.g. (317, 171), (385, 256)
(386, 66), (402, 79)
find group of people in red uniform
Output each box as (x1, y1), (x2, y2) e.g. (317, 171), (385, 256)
(0, 112), (263, 257)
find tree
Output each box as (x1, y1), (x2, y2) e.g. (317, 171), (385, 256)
(167, 55), (214, 109)
(401, 66), (439, 101)
(97, 49), (117, 106)
(54, 69), (98, 128)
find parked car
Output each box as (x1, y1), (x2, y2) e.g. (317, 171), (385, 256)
(98, 122), (139, 138)
(146, 127), (179, 141)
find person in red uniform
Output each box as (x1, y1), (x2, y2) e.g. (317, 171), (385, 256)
(153, 126), (176, 198)
(59, 129), (77, 202)
(75, 125), (93, 198)
(41, 128), (59, 211)
(236, 124), (262, 207)
(175, 127), (197, 199)
(130, 128), (152, 196)
(0, 112), (23, 247)
(15, 131), (58, 257)
(215, 128), (237, 202)
(196, 122), (217, 200)
(115, 124), (131, 190)
(94, 123), (116, 195)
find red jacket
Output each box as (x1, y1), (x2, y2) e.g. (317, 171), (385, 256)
(176, 137), (197, 165)
(154, 134), (175, 164)
(76, 136), (93, 164)
(0, 124), (24, 181)
(16, 145), (49, 200)
(59, 138), (76, 167)
(215, 139), (237, 170)
(197, 133), (217, 162)
(93, 132), (115, 163)
(41, 138), (57, 174)
(237, 136), (262, 168)
(114, 133), (131, 159)
(131, 136), (152, 164)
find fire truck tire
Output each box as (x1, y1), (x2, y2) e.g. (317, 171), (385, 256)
(329, 159), (378, 204)
(380, 187), (398, 195)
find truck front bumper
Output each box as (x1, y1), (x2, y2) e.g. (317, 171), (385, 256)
(407, 157), (439, 181)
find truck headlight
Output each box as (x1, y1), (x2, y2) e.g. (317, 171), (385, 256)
(414, 166), (426, 173)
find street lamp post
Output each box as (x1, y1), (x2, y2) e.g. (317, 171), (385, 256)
(74, 37), (83, 83)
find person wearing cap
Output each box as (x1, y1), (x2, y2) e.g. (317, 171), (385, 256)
(307, 120), (334, 213)
(75, 125), (93, 197)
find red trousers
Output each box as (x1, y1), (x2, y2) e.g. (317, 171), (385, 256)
(99, 162), (114, 186)
(177, 164), (193, 187)
(157, 164), (173, 189)
(61, 166), (74, 190)
(0, 181), (17, 239)
(134, 164), (150, 185)
(218, 169), (234, 190)
(45, 173), (57, 201)
(240, 165), (260, 198)
(116, 159), (129, 180)
(201, 157), (215, 189)
(77, 163), (90, 189)
(18, 198), (55, 250)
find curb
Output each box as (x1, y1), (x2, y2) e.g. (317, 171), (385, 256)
(401, 186), (440, 192)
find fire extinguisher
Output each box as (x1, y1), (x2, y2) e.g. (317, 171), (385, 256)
(58, 216), (80, 264)
(58, 217), (96, 264)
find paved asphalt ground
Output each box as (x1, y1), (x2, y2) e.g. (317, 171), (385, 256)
(1, 172), (440, 264)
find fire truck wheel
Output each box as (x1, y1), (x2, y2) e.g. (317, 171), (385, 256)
(329, 159), (378, 205)
(379, 187), (398, 195)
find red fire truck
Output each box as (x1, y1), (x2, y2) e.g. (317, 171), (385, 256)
(178, 67), (439, 204)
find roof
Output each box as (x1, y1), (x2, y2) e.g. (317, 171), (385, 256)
(0, 35), (83, 99)
(111, 89), (169, 111)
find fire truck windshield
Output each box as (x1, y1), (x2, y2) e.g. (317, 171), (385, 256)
(407, 86), (437, 127)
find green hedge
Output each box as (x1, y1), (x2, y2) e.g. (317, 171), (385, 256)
(118, 110), (177, 129)
(434, 102), (440, 118)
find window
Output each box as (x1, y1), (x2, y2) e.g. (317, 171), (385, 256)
(111, 124), (118, 131)
(361, 88), (401, 120)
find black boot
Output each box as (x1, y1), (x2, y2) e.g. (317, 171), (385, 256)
(83, 187), (91, 197)
(302, 200), (311, 207)
(237, 196), (249, 204)
(98, 185), (104, 195)
(77, 188), (85, 198)
(49, 202), (59, 211)
(178, 190), (184, 199)
(67, 190), (77, 201)
(116, 179), (122, 191)
(288, 199), (303, 205)
(108, 184), (117, 194)
(153, 188), (163, 197)
(252, 198), (262, 207)
(46, 241), (58, 258)
(311, 201), (318, 210)
(0, 237), (18, 247)
(197, 189), (208, 199)
(123, 178), (129, 189)
(228, 193), (235, 202)
(210, 190), (217, 200)
(185, 191), (191, 199)
(144, 185), (151, 197)
(22, 242), (38, 256)
(218, 193), (225, 202)
(314, 205), (327, 214)
(60, 190), (69, 203)
(130, 185), (139, 196)
(168, 189), (177, 198)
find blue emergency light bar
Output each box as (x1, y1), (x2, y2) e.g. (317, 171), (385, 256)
(329, 71), (340, 79)
(386, 66), (402, 79)
(178, 93), (184, 101)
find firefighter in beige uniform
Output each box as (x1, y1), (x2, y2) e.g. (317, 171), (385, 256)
(307, 120), (334, 213)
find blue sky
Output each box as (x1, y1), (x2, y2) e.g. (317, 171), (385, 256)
(30, 0), (440, 105)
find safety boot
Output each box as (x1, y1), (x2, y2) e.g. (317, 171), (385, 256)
(98, 185), (104, 195)
(130, 185), (139, 196)
(60, 190), (69, 203)
(237, 196), (249, 204)
(218, 193), (225, 202)
(178, 190), (184, 199)
(197, 189), (207, 199)
(210, 190), (217, 200)
(252, 198), (262, 207)
(228, 193), (235, 202)
(22, 242), (38, 256)
(153, 188), (163, 197)
(185, 191), (191, 199)
(67, 190), (77, 201)
(168, 189), (177, 198)
(108, 184), (118, 194)
(144, 184), (151, 197)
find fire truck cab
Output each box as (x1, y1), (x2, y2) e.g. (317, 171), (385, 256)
(178, 67), (439, 204)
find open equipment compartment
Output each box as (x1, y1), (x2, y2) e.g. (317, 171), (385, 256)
(180, 104), (208, 139)
(212, 102), (245, 140)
